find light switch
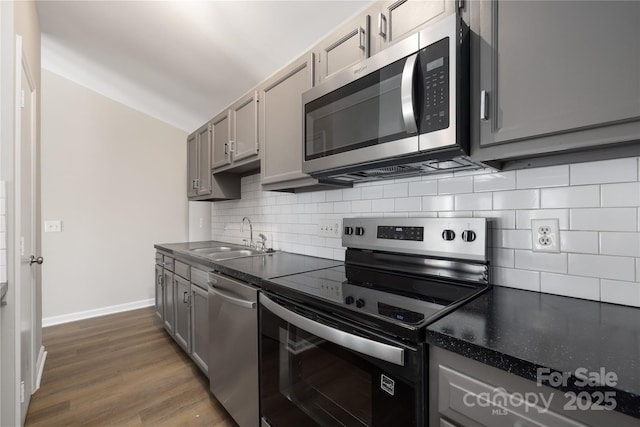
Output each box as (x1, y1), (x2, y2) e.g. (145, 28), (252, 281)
(44, 220), (62, 233)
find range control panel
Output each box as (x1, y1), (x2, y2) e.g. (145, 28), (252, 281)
(342, 217), (488, 262)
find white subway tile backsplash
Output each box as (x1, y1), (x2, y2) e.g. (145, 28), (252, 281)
(372, 198), (394, 212)
(559, 231), (599, 254)
(516, 209), (569, 230)
(599, 232), (640, 257)
(601, 279), (640, 307)
(422, 195), (454, 212)
(492, 267), (540, 292)
(408, 180), (438, 196)
(570, 158), (638, 185)
(492, 248), (515, 268)
(568, 254), (635, 281)
(540, 273), (600, 300)
(516, 165), (569, 189)
(541, 186), (599, 208)
(493, 189), (540, 210)
(455, 193), (492, 211)
(496, 230), (532, 249)
(473, 172), (516, 192)
(473, 210), (516, 229)
(361, 185), (384, 200)
(438, 176), (473, 195)
(351, 200), (372, 213)
(395, 197), (421, 212)
(383, 183), (408, 198)
(570, 208), (637, 232)
(212, 156), (640, 308)
(515, 250), (567, 274)
(601, 182), (640, 207)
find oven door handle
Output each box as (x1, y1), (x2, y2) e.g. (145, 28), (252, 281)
(400, 52), (419, 135)
(260, 294), (405, 366)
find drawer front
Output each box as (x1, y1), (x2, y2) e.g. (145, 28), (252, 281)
(174, 260), (190, 280)
(163, 257), (175, 272)
(438, 365), (586, 427)
(155, 252), (164, 266)
(190, 268), (209, 290)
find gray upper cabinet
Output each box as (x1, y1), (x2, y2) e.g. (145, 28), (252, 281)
(472, 1), (640, 163)
(260, 53), (319, 190)
(187, 123), (213, 198)
(211, 110), (232, 170)
(371, 0), (456, 55)
(315, 14), (370, 84)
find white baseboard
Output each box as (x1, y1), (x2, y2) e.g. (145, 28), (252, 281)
(42, 298), (154, 327)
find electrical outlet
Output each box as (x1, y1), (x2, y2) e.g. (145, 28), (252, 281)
(319, 220), (342, 238)
(531, 219), (560, 253)
(44, 220), (62, 233)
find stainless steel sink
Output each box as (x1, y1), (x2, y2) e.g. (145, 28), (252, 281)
(187, 245), (268, 261)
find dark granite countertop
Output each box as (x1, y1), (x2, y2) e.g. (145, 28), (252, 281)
(426, 286), (640, 419)
(154, 241), (342, 285)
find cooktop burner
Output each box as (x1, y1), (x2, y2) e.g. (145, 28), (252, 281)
(263, 217), (491, 342)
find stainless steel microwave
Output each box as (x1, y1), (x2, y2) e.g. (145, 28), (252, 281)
(302, 14), (479, 182)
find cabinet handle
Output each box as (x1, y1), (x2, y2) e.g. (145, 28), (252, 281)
(358, 27), (365, 50)
(224, 143), (228, 155)
(194, 179), (200, 189)
(229, 140), (235, 154)
(158, 275), (164, 286)
(480, 90), (489, 121)
(183, 291), (189, 304)
(378, 13), (387, 39)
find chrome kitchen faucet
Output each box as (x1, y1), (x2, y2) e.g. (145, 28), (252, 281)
(241, 217), (253, 248)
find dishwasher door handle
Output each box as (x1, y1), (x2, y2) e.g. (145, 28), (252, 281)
(210, 285), (256, 309)
(260, 294), (405, 366)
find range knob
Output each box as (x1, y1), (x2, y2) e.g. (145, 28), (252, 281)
(344, 226), (354, 235)
(462, 230), (476, 242)
(442, 229), (456, 241)
(356, 299), (365, 308)
(345, 296), (354, 305)
(355, 227), (365, 236)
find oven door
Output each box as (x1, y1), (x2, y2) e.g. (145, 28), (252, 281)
(259, 293), (425, 427)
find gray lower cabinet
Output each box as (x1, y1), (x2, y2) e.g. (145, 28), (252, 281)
(429, 346), (639, 427)
(189, 281), (209, 373)
(314, 14), (370, 84)
(472, 0), (640, 164)
(163, 267), (175, 335)
(154, 264), (164, 321)
(174, 274), (191, 352)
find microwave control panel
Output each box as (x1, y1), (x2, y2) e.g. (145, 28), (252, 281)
(418, 37), (450, 133)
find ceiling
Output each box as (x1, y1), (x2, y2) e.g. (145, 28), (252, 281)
(36, 0), (372, 132)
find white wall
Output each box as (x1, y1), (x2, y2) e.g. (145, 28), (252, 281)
(41, 70), (188, 323)
(212, 158), (640, 308)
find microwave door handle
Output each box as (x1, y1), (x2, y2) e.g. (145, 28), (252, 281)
(260, 294), (405, 366)
(400, 52), (419, 134)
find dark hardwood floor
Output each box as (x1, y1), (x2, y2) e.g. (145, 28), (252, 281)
(25, 307), (236, 427)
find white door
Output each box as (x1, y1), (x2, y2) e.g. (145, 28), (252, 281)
(16, 36), (39, 424)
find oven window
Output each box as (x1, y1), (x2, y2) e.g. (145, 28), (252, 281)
(282, 327), (372, 426)
(260, 301), (419, 427)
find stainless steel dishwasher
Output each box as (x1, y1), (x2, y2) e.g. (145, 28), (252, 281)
(208, 271), (259, 427)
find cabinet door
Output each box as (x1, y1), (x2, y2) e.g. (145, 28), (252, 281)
(477, 1), (640, 154)
(316, 15), (369, 84)
(154, 265), (164, 321)
(260, 54), (315, 186)
(174, 275), (191, 352)
(163, 271), (175, 334)
(186, 132), (198, 198)
(196, 123), (212, 196)
(211, 110), (232, 170)
(230, 91), (259, 163)
(373, 0), (455, 54)
(190, 284), (209, 374)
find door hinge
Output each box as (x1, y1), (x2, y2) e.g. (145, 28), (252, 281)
(21, 89), (25, 108)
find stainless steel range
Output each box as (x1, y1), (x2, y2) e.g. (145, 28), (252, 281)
(259, 217), (490, 427)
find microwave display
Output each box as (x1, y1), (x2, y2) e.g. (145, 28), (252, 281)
(419, 38), (450, 134)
